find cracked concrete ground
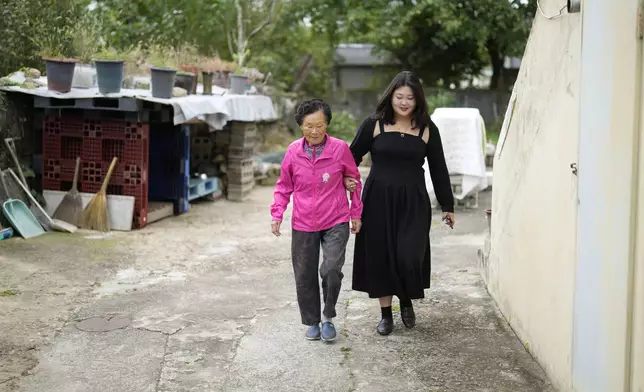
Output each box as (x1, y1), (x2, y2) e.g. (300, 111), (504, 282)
(0, 184), (555, 392)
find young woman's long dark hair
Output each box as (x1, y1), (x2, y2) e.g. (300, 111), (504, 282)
(374, 71), (430, 129)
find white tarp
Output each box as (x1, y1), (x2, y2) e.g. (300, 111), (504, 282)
(424, 107), (489, 202)
(0, 84), (277, 130)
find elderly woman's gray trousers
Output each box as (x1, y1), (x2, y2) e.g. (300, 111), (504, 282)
(291, 222), (350, 325)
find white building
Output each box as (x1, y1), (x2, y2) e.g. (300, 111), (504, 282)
(484, 0), (644, 391)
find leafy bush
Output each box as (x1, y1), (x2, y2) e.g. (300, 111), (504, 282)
(426, 90), (457, 111)
(1, 0), (88, 76)
(328, 111), (358, 142)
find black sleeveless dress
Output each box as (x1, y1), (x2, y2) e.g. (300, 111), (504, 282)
(350, 117), (454, 299)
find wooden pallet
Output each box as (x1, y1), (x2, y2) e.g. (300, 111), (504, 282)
(188, 177), (221, 201)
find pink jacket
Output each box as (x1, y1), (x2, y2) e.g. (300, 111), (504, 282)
(270, 136), (363, 232)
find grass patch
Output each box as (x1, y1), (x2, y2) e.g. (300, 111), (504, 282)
(0, 289), (19, 296)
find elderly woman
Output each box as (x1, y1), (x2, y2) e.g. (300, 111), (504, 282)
(270, 99), (363, 342)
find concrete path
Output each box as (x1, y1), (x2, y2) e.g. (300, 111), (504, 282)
(0, 186), (555, 392)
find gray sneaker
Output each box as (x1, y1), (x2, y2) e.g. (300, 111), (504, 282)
(306, 324), (321, 340)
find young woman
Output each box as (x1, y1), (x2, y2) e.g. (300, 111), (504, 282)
(270, 99), (363, 342)
(346, 71), (455, 335)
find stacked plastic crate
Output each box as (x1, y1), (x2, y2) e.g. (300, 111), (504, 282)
(226, 122), (257, 201)
(42, 116), (150, 228)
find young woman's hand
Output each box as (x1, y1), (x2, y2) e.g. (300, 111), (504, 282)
(351, 218), (362, 234)
(344, 177), (357, 193)
(271, 221), (282, 237)
(442, 212), (455, 229)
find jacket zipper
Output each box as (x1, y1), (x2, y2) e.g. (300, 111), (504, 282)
(312, 150), (318, 231)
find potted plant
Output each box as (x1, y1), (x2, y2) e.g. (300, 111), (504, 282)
(120, 44), (148, 89)
(199, 58), (225, 95)
(175, 71), (196, 95)
(244, 68), (265, 93)
(146, 46), (178, 99)
(71, 25), (102, 89)
(218, 61), (237, 88)
(173, 45), (200, 95)
(93, 47), (125, 94)
(40, 48), (77, 93)
(229, 67), (249, 95)
(201, 70), (215, 95)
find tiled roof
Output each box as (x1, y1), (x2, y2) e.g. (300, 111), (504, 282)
(334, 43), (398, 66)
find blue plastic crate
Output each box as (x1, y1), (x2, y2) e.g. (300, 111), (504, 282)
(1, 227), (14, 240)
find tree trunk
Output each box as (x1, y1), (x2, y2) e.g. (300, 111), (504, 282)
(487, 40), (504, 90)
(290, 54), (314, 93)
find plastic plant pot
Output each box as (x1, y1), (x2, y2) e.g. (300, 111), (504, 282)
(229, 74), (248, 95)
(174, 72), (196, 95)
(94, 59), (124, 94)
(202, 71), (214, 95)
(150, 66), (178, 99)
(214, 71), (227, 88)
(44, 58), (77, 93)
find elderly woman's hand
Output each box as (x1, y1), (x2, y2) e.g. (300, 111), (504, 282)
(344, 177), (357, 193)
(271, 221), (282, 237)
(351, 218), (362, 234)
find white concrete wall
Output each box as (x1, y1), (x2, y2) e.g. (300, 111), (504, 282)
(573, 0), (641, 390)
(632, 74), (644, 391)
(487, 1), (581, 390)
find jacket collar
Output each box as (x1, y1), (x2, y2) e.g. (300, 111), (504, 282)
(296, 135), (334, 161)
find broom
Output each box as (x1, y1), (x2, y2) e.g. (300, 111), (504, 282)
(53, 157), (82, 225)
(82, 157), (118, 232)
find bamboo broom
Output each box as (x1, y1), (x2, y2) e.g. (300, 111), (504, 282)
(82, 157), (118, 232)
(53, 157), (82, 225)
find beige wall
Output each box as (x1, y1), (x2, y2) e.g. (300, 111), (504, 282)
(631, 49), (644, 392)
(486, 1), (581, 390)
(488, 0), (644, 390)
(572, 0), (641, 389)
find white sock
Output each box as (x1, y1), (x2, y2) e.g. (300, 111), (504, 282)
(322, 315), (332, 323)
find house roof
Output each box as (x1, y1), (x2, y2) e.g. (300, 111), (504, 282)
(334, 43), (397, 66)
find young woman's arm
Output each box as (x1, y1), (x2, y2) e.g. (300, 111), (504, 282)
(340, 143), (363, 220)
(426, 121), (454, 213)
(349, 116), (376, 166)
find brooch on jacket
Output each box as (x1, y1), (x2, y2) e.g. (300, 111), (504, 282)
(322, 172), (330, 183)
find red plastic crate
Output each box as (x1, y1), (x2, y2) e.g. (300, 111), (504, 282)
(42, 116), (150, 228)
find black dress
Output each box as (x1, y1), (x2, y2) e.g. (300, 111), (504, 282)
(350, 117), (454, 299)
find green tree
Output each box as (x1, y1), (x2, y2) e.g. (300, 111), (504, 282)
(338, 0), (536, 90)
(464, 0), (537, 89)
(0, 0), (89, 76)
(91, 0), (231, 53)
